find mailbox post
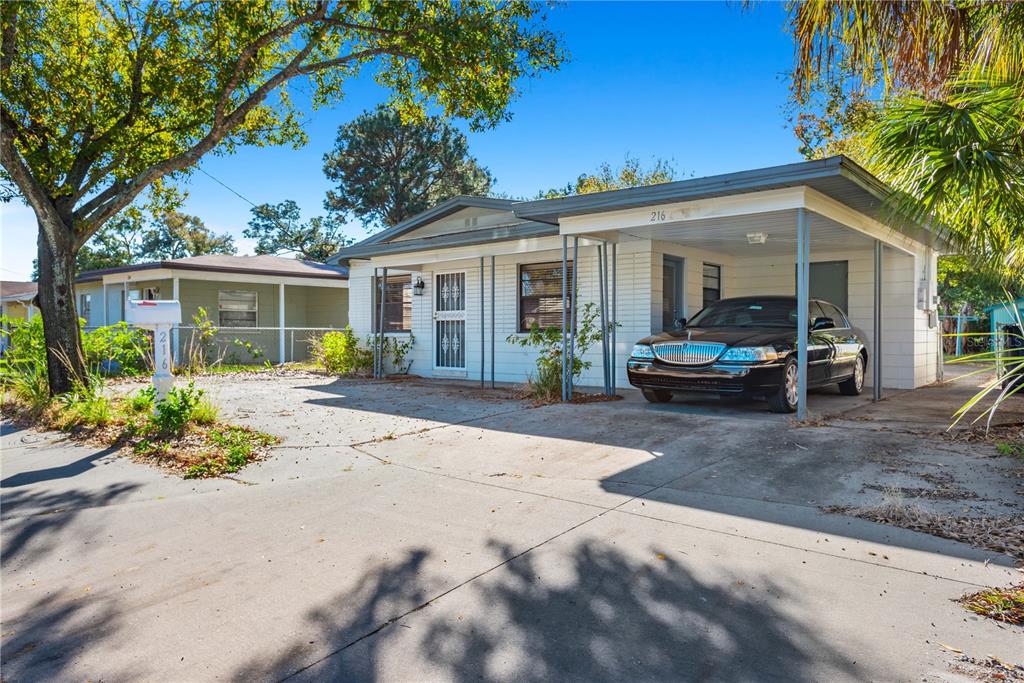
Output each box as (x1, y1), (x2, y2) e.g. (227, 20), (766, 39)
(126, 300), (181, 401)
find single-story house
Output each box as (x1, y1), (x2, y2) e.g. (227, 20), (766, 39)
(0, 281), (38, 321)
(331, 156), (946, 417)
(75, 254), (348, 364)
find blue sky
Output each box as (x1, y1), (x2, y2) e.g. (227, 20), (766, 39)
(0, 1), (800, 281)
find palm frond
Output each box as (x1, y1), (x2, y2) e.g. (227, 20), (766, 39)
(863, 77), (1024, 286)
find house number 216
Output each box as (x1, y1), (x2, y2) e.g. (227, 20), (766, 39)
(649, 210), (667, 222)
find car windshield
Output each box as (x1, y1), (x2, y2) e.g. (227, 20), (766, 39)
(688, 299), (797, 328)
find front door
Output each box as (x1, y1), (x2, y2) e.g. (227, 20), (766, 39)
(434, 271), (466, 369)
(662, 256), (684, 331)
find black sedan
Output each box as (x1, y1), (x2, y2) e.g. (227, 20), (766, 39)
(627, 296), (867, 413)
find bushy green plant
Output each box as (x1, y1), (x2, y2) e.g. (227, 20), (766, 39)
(82, 322), (151, 375)
(1, 315), (47, 383)
(314, 326), (373, 375)
(125, 386), (157, 413)
(507, 302), (609, 401)
(149, 381), (204, 435)
(375, 334), (416, 375)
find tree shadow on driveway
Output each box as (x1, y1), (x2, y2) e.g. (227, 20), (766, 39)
(1, 444), (120, 489)
(1, 482), (140, 564)
(236, 540), (861, 683)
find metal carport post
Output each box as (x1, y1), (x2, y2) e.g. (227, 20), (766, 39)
(561, 236), (569, 401)
(873, 239), (883, 402)
(795, 208), (809, 420)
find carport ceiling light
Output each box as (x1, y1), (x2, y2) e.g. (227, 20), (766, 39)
(746, 232), (768, 244)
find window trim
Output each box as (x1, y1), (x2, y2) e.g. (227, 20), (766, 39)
(79, 293), (92, 322)
(218, 289), (259, 329)
(373, 273), (413, 334)
(517, 260), (574, 333)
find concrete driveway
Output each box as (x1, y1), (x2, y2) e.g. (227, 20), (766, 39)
(2, 374), (1021, 682)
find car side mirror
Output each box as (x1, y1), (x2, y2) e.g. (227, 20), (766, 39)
(675, 317), (687, 329)
(811, 316), (834, 331)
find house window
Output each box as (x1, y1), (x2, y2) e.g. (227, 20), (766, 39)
(143, 287), (160, 300)
(218, 290), (258, 328)
(702, 264), (721, 308)
(519, 261), (573, 332)
(373, 274), (412, 333)
(79, 293), (91, 322)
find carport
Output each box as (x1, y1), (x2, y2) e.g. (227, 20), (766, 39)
(514, 158), (944, 419)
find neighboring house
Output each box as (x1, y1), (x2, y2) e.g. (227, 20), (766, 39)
(985, 297), (1024, 352)
(1, 281), (39, 355)
(75, 255), (348, 364)
(0, 281), (38, 321)
(332, 156), (945, 403)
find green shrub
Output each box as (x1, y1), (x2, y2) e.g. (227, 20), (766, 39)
(506, 302), (610, 401)
(0, 315), (47, 376)
(149, 381), (204, 435)
(125, 387), (156, 413)
(82, 322), (150, 375)
(314, 326), (373, 375)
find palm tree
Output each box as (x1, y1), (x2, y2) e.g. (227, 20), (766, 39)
(787, 0), (1024, 285)
(784, 1), (1024, 424)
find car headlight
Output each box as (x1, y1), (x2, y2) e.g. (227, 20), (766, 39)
(631, 344), (655, 360)
(719, 346), (779, 362)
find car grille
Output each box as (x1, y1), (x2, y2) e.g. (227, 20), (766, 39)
(652, 341), (726, 365)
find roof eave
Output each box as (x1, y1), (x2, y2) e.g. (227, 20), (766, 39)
(334, 221), (558, 260)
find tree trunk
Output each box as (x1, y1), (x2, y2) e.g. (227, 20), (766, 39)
(36, 218), (86, 395)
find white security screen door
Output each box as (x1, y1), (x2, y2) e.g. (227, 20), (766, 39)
(434, 272), (467, 369)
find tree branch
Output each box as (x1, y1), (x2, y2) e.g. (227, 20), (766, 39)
(76, 21), (415, 236)
(0, 0), (16, 77)
(0, 107), (67, 249)
(213, 4), (325, 127)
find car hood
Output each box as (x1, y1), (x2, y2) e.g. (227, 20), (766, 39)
(638, 327), (795, 348)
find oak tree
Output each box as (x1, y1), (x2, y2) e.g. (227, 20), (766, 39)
(0, 0), (564, 393)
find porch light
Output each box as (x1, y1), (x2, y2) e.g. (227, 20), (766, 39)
(413, 276), (425, 295)
(746, 232), (768, 244)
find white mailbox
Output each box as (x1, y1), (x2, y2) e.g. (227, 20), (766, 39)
(125, 299), (181, 326)
(126, 300), (181, 400)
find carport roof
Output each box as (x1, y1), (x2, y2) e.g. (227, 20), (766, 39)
(513, 156), (895, 225)
(330, 156), (938, 261)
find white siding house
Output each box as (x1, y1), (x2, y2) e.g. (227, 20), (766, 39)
(334, 157), (944, 408)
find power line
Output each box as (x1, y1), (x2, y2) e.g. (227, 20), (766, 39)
(197, 166), (261, 208)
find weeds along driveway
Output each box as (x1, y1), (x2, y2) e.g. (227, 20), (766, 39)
(2, 373), (1022, 682)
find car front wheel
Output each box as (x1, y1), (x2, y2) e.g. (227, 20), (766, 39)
(642, 388), (673, 403)
(768, 358), (799, 413)
(838, 354), (865, 396)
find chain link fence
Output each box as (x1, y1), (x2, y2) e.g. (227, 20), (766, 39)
(171, 326), (340, 367)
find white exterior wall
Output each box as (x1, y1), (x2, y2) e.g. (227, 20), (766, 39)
(351, 239), (940, 391)
(351, 238), (649, 387)
(729, 248), (922, 389)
